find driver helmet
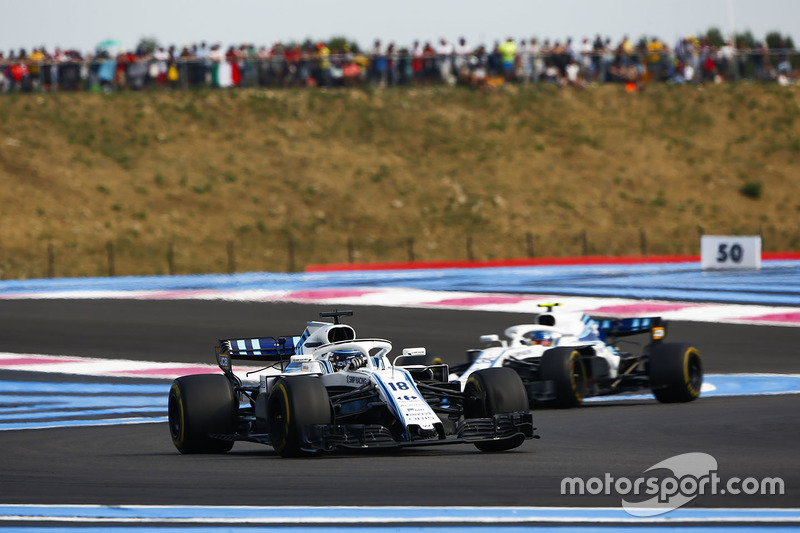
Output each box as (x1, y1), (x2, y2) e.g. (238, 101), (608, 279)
(330, 349), (362, 371)
(529, 331), (553, 346)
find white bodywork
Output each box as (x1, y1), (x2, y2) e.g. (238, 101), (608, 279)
(455, 306), (623, 387)
(253, 321), (441, 433)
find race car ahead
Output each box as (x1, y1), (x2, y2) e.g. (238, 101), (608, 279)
(451, 303), (703, 408)
(168, 310), (535, 457)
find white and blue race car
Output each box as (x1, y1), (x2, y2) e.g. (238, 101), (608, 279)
(451, 303), (703, 408)
(168, 310), (535, 457)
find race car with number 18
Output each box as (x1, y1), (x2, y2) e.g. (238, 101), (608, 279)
(168, 310), (536, 457)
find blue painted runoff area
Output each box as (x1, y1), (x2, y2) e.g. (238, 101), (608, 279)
(5, 528), (800, 533)
(0, 505), (799, 530)
(0, 259), (798, 305)
(1, 374), (799, 431)
(587, 373), (800, 403)
(0, 380), (167, 431)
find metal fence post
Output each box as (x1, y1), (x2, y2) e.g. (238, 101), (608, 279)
(107, 240), (115, 276)
(167, 241), (175, 275)
(227, 240), (236, 274)
(526, 232), (535, 258)
(287, 238), (296, 272)
(639, 229), (647, 256)
(47, 243), (55, 278)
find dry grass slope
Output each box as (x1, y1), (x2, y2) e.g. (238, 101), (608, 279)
(0, 83), (798, 279)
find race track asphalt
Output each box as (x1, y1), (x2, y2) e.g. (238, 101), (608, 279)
(0, 300), (797, 508)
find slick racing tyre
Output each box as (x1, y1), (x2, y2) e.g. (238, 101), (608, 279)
(267, 376), (332, 457)
(539, 347), (589, 408)
(464, 367), (529, 452)
(168, 374), (236, 454)
(648, 343), (703, 403)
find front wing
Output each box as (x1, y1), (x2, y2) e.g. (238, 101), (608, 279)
(233, 412), (535, 452)
(300, 412), (536, 452)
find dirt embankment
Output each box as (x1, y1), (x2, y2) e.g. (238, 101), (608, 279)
(0, 83), (798, 278)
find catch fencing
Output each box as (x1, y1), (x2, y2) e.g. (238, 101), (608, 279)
(4, 225), (790, 280)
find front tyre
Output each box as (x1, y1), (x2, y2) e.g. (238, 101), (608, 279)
(539, 347), (589, 408)
(464, 367), (529, 452)
(648, 343), (703, 403)
(168, 374), (236, 454)
(267, 376), (332, 457)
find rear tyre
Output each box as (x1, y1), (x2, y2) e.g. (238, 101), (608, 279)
(267, 376), (332, 457)
(168, 374), (236, 454)
(464, 367), (529, 452)
(648, 343), (703, 403)
(539, 347), (589, 408)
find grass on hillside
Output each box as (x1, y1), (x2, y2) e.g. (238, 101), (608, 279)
(0, 83), (798, 279)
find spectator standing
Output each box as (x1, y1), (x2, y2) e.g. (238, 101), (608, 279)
(751, 41), (767, 81)
(735, 40), (748, 80)
(467, 45), (488, 88)
(551, 40), (569, 78)
(12, 49), (32, 92)
(529, 38), (543, 82)
(316, 41), (331, 87)
(396, 46), (412, 85)
(453, 37), (471, 84)
(435, 38), (455, 85)
(700, 38), (716, 83)
(776, 38), (792, 78)
(297, 44), (313, 87)
(564, 38), (574, 62)
(127, 50), (149, 90)
(686, 36), (701, 81)
(96, 50), (116, 92)
(58, 49), (82, 91)
(284, 45), (301, 87)
(498, 37), (517, 81)
(579, 37), (593, 79)
(225, 45), (242, 87)
(269, 42), (288, 88)
(423, 41), (437, 83)
(591, 35), (604, 81)
(718, 40), (735, 80)
(411, 40), (424, 84)
(0, 52), (6, 93)
(620, 35), (634, 68)
(386, 42), (398, 85)
(565, 57), (585, 88)
(239, 43), (257, 87)
(28, 47), (45, 90)
(209, 43), (233, 87)
(194, 41), (210, 85)
(341, 44), (360, 87)
(517, 38), (531, 82)
(487, 41), (502, 78)
(646, 37), (663, 82)
(153, 47), (169, 87)
(368, 39), (386, 87)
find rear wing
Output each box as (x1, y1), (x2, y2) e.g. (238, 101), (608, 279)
(216, 336), (301, 372)
(597, 317), (666, 342)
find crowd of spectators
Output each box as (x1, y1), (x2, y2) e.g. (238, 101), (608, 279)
(0, 33), (797, 93)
